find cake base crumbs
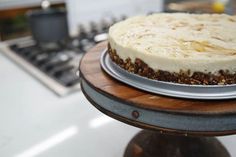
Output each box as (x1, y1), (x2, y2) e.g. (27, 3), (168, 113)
(108, 44), (236, 85)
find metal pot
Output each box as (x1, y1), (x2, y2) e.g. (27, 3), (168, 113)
(27, 1), (69, 44)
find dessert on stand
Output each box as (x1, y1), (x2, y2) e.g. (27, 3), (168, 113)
(108, 13), (236, 85)
(79, 42), (236, 157)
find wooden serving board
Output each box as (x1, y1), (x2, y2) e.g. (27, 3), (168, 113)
(80, 42), (236, 115)
(80, 42), (236, 136)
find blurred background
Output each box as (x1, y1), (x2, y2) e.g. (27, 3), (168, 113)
(0, 0), (235, 41)
(1, 0), (163, 40)
(0, 0), (235, 157)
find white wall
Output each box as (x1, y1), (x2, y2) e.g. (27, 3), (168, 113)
(66, 0), (163, 36)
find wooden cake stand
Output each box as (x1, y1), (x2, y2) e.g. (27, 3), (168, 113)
(79, 42), (236, 157)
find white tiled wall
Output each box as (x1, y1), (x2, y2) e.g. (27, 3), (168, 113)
(66, 0), (164, 36)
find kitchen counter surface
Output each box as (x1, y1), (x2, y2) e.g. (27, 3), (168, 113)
(0, 43), (140, 157)
(0, 42), (235, 157)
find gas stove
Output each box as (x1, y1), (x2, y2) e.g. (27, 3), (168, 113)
(1, 37), (83, 96)
(0, 19), (118, 96)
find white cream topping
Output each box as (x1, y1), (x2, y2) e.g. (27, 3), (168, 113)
(108, 13), (236, 74)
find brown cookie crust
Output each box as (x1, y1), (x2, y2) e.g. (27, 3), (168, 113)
(108, 44), (236, 85)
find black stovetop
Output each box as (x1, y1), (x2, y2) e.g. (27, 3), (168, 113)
(10, 20), (113, 84)
(6, 17), (125, 95)
(9, 41), (82, 87)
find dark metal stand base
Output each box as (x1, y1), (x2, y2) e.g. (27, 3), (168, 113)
(124, 130), (230, 157)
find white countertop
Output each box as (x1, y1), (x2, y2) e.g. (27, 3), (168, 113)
(0, 46), (140, 157)
(0, 43), (235, 157)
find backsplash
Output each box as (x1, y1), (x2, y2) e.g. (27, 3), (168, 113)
(66, 0), (163, 36)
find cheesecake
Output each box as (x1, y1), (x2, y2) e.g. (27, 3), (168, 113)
(108, 13), (236, 85)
